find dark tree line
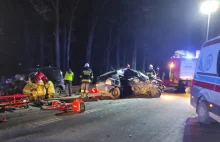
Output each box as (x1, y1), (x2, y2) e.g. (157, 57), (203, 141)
(26, 0), (160, 75)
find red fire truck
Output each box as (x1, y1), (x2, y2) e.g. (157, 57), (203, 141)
(168, 50), (199, 91)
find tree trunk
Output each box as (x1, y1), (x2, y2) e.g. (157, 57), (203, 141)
(123, 47), (126, 68)
(106, 27), (112, 72)
(55, 0), (60, 68)
(63, 24), (67, 70)
(86, 25), (95, 64)
(106, 53), (110, 72)
(66, 0), (80, 69)
(85, 0), (109, 63)
(142, 48), (146, 73)
(25, 27), (31, 68)
(116, 34), (120, 69)
(40, 31), (44, 67)
(132, 39), (137, 70)
(66, 15), (74, 70)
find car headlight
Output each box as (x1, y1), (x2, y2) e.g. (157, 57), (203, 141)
(105, 79), (112, 85)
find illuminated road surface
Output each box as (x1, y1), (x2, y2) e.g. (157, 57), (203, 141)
(1, 93), (220, 142)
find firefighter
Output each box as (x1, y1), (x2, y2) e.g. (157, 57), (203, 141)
(156, 67), (160, 79)
(34, 72), (46, 85)
(124, 64), (131, 79)
(42, 77), (55, 99)
(122, 64), (133, 97)
(64, 68), (74, 97)
(146, 64), (156, 79)
(80, 63), (93, 98)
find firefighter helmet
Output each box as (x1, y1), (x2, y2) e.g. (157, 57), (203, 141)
(149, 64), (153, 70)
(42, 76), (48, 83)
(84, 63), (90, 67)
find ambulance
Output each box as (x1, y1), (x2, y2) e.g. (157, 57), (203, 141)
(168, 50), (199, 91)
(191, 36), (220, 124)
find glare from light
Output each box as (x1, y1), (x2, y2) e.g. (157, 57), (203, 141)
(170, 62), (174, 68)
(161, 95), (173, 100)
(210, 104), (213, 107)
(200, 0), (219, 14)
(186, 54), (194, 59)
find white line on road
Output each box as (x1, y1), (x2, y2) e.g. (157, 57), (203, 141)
(35, 118), (62, 126)
(110, 102), (127, 106)
(83, 108), (103, 114)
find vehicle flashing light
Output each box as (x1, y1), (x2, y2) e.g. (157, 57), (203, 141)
(186, 53), (194, 59)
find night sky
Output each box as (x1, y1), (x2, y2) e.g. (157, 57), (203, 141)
(0, 0), (220, 77)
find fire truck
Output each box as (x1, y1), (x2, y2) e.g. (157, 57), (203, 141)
(168, 50), (199, 91)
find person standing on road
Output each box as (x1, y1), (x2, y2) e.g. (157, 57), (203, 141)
(146, 64), (156, 79)
(156, 67), (160, 79)
(80, 63), (93, 98)
(64, 68), (74, 97)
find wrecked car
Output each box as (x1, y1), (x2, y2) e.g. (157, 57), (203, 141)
(96, 68), (161, 99)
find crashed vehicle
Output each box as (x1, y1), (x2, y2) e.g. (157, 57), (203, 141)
(95, 68), (162, 99)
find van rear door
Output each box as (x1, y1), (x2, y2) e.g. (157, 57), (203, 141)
(179, 59), (197, 80)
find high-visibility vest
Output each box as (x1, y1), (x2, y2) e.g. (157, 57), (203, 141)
(64, 72), (74, 81)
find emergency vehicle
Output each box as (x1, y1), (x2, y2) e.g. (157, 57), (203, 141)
(168, 50), (199, 90)
(191, 36), (220, 124)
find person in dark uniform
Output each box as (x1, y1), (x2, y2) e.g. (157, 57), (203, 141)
(80, 63), (93, 98)
(146, 64), (156, 79)
(122, 64), (133, 97)
(156, 67), (160, 79)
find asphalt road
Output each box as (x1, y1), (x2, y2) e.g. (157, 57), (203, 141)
(1, 92), (220, 142)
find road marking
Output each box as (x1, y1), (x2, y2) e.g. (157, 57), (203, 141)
(111, 102), (126, 106)
(35, 118), (62, 126)
(83, 108), (102, 114)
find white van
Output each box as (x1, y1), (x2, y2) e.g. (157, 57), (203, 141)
(191, 36), (220, 124)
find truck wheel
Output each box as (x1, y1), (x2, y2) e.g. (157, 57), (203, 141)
(55, 87), (62, 95)
(110, 88), (120, 99)
(197, 101), (211, 124)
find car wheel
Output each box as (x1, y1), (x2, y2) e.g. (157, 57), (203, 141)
(55, 87), (62, 96)
(197, 101), (211, 124)
(110, 88), (120, 99)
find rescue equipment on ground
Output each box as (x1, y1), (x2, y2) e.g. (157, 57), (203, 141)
(41, 99), (85, 113)
(0, 94), (29, 112)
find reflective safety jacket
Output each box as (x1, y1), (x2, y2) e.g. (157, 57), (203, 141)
(80, 67), (93, 83)
(45, 81), (55, 95)
(64, 71), (74, 81)
(146, 69), (156, 78)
